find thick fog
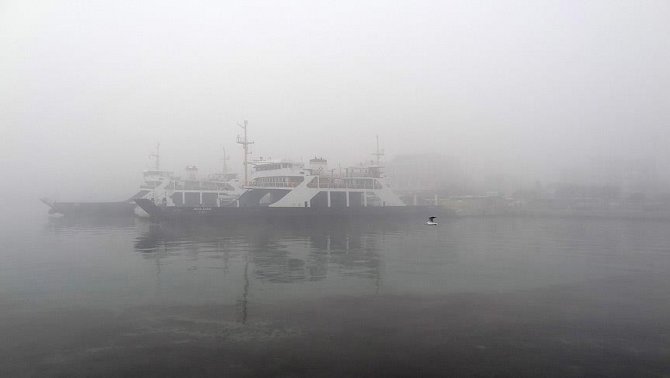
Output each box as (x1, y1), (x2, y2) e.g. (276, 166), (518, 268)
(2, 0), (669, 206)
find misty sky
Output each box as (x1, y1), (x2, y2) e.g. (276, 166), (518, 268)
(1, 0), (669, 201)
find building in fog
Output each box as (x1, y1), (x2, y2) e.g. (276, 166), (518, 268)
(385, 154), (471, 195)
(557, 157), (662, 200)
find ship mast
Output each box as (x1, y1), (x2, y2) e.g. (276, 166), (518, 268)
(222, 146), (229, 173)
(372, 135), (384, 165)
(150, 143), (160, 170)
(236, 120), (254, 186)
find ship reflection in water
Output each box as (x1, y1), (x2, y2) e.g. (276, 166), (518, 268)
(133, 219), (393, 301)
(2, 216), (670, 376)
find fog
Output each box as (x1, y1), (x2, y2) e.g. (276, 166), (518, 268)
(4, 3), (670, 375)
(2, 0), (669, 205)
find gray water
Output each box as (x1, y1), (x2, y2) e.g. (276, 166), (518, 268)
(1, 215), (670, 377)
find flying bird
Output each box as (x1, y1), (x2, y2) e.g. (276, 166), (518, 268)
(426, 216), (438, 226)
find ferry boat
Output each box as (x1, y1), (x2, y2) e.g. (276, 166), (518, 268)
(42, 146), (244, 217)
(135, 125), (444, 221)
(135, 157), (444, 221)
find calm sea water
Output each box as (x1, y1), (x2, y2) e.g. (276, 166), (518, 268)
(1, 214), (670, 376)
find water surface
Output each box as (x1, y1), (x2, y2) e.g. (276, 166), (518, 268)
(1, 215), (669, 376)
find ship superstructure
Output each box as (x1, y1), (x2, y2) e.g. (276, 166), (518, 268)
(236, 157), (405, 208)
(157, 165), (244, 208)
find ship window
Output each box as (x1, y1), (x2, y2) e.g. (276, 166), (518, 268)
(344, 178), (376, 189)
(252, 176), (303, 187)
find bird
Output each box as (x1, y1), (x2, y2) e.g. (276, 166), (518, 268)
(426, 216), (438, 226)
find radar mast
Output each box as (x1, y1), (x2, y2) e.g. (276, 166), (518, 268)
(149, 143), (160, 170)
(236, 120), (254, 186)
(372, 135), (384, 165)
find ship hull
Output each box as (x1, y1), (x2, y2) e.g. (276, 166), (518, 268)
(135, 198), (448, 222)
(44, 200), (137, 217)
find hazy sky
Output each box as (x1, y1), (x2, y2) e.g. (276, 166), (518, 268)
(2, 0), (669, 201)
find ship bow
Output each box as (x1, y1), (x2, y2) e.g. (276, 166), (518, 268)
(134, 199), (161, 219)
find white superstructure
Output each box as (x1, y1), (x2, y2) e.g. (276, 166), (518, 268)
(237, 157), (406, 208)
(139, 166), (244, 207)
(132, 145), (244, 216)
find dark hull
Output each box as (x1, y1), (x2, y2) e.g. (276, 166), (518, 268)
(44, 200), (136, 217)
(135, 198), (448, 223)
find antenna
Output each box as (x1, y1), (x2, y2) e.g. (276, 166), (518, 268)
(236, 120), (254, 186)
(372, 135), (384, 165)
